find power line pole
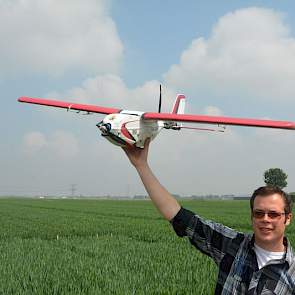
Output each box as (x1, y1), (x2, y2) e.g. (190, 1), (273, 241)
(70, 184), (77, 197)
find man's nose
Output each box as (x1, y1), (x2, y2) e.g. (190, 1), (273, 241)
(261, 213), (271, 222)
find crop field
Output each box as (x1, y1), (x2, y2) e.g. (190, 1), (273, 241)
(0, 198), (294, 295)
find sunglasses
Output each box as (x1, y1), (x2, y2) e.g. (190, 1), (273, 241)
(252, 210), (287, 219)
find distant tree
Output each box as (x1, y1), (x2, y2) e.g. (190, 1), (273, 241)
(290, 192), (295, 202)
(264, 168), (287, 189)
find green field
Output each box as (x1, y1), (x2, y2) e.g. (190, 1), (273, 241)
(0, 199), (294, 294)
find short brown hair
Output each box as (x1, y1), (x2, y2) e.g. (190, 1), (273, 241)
(250, 186), (293, 214)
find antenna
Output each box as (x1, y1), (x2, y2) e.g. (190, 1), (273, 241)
(158, 84), (162, 113)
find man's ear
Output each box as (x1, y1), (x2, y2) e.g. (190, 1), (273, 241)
(285, 213), (292, 225)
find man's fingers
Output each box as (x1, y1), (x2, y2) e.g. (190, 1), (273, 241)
(122, 138), (151, 155)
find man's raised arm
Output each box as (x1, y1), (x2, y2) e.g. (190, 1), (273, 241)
(123, 139), (181, 221)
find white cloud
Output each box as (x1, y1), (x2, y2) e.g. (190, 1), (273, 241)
(164, 7), (295, 103)
(203, 106), (223, 116)
(50, 130), (79, 158)
(23, 130), (79, 158)
(48, 74), (177, 113)
(0, 0), (123, 77)
(23, 131), (47, 152)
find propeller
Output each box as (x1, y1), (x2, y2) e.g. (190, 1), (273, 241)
(158, 84), (162, 113)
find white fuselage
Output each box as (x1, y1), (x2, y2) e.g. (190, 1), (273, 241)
(97, 111), (163, 148)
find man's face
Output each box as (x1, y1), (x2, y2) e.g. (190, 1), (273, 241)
(252, 193), (292, 251)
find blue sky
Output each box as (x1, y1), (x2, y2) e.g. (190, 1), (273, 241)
(1, 0), (295, 196)
(113, 0), (295, 86)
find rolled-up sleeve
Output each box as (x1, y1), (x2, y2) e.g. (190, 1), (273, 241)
(170, 207), (195, 237)
(170, 207), (243, 265)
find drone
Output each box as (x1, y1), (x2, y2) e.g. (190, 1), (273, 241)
(18, 87), (295, 148)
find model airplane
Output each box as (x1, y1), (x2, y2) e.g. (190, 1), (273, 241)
(18, 90), (295, 148)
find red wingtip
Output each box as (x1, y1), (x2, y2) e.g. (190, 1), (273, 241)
(18, 96), (27, 102)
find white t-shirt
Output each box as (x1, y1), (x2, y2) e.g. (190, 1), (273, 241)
(254, 243), (285, 269)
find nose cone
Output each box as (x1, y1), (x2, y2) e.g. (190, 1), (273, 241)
(97, 122), (111, 135)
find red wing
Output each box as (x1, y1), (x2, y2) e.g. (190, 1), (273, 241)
(143, 112), (295, 130)
(18, 97), (121, 115)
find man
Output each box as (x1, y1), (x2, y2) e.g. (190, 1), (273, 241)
(123, 140), (295, 294)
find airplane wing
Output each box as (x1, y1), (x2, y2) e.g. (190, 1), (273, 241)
(18, 97), (121, 114)
(142, 112), (295, 130)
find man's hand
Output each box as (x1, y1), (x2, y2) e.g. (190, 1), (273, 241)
(122, 138), (150, 169)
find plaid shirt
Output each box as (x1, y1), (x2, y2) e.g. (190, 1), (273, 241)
(171, 207), (295, 294)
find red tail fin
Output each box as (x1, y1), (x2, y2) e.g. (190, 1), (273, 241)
(171, 94), (186, 114)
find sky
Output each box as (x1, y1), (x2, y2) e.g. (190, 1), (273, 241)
(1, 0), (295, 197)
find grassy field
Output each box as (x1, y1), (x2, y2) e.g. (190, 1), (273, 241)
(0, 198), (294, 294)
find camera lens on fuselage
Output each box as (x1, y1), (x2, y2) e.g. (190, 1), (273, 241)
(104, 123), (111, 131)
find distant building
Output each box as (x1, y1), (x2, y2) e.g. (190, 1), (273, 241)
(133, 195), (147, 200)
